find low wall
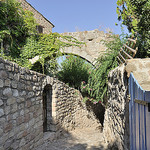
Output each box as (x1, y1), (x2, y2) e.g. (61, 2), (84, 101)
(0, 57), (101, 150)
(103, 58), (150, 150)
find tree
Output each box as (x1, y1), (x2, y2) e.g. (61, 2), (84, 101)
(116, 0), (150, 57)
(81, 33), (125, 103)
(57, 55), (92, 89)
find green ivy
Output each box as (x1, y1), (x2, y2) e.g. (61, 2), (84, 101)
(0, 0), (84, 75)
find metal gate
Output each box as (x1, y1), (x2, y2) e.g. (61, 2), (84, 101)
(43, 85), (52, 132)
(129, 73), (150, 150)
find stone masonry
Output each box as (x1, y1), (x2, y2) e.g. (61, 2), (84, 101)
(103, 58), (150, 150)
(125, 58), (150, 91)
(17, 0), (54, 34)
(61, 29), (112, 64)
(0, 57), (101, 150)
(103, 64), (129, 150)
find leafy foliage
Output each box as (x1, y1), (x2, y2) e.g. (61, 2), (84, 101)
(0, 0), (84, 75)
(0, 0), (37, 58)
(81, 34), (124, 103)
(21, 33), (84, 74)
(57, 55), (93, 89)
(116, 0), (150, 57)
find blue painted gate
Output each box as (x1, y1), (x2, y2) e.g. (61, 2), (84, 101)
(129, 73), (150, 150)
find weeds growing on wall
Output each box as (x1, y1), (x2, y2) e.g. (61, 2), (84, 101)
(81, 33), (127, 104)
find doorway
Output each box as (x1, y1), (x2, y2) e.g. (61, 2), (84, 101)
(43, 84), (52, 132)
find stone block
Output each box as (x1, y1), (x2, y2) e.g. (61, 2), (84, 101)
(17, 117), (23, 126)
(7, 97), (16, 105)
(0, 71), (8, 79)
(0, 63), (4, 69)
(13, 112), (19, 119)
(20, 91), (26, 96)
(4, 106), (10, 115)
(0, 109), (4, 117)
(12, 89), (19, 97)
(19, 138), (26, 147)
(17, 97), (25, 103)
(14, 73), (20, 81)
(0, 79), (4, 88)
(5, 65), (12, 71)
(11, 103), (18, 113)
(33, 75), (38, 81)
(12, 80), (18, 88)
(24, 114), (30, 123)
(4, 122), (13, 133)
(0, 99), (3, 106)
(4, 79), (11, 87)
(3, 88), (12, 97)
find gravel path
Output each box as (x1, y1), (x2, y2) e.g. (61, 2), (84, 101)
(38, 128), (108, 150)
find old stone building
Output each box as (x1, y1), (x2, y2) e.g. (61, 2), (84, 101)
(17, 0), (54, 34)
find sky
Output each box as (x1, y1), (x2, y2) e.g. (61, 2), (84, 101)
(27, 0), (128, 35)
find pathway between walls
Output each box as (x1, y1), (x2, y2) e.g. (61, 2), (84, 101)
(37, 127), (109, 150)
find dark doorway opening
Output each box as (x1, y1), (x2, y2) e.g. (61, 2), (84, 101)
(43, 84), (52, 132)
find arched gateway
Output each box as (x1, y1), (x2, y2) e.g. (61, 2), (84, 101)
(30, 29), (112, 65)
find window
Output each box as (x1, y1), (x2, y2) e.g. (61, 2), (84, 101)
(36, 25), (43, 33)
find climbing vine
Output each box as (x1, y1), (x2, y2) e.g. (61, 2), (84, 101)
(0, 0), (84, 75)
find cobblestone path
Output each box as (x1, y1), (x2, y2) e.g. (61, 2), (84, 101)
(38, 128), (108, 150)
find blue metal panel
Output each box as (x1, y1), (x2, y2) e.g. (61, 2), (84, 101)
(145, 91), (150, 149)
(129, 73), (150, 150)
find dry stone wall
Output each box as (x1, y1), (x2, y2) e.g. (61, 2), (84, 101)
(103, 58), (150, 150)
(103, 64), (129, 150)
(0, 57), (101, 150)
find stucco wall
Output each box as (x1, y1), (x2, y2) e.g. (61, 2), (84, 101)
(17, 0), (54, 34)
(0, 57), (101, 150)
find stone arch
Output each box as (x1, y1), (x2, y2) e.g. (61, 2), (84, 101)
(59, 52), (94, 66)
(60, 48), (95, 65)
(61, 29), (111, 65)
(29, 30), (110, 66)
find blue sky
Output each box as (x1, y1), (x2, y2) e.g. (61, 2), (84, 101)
(27, 0), (128, 35)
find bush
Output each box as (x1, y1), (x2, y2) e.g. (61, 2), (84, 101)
(57, 55), (93, 89)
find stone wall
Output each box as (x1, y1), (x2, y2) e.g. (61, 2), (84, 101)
(17, 0), (54, 34)
(103, 64), (129, 150)
(61, 29), (112, 64)
(126, 58), (150, 91)
(0, 57), (101, 150)
(103, 58), (150, 150)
